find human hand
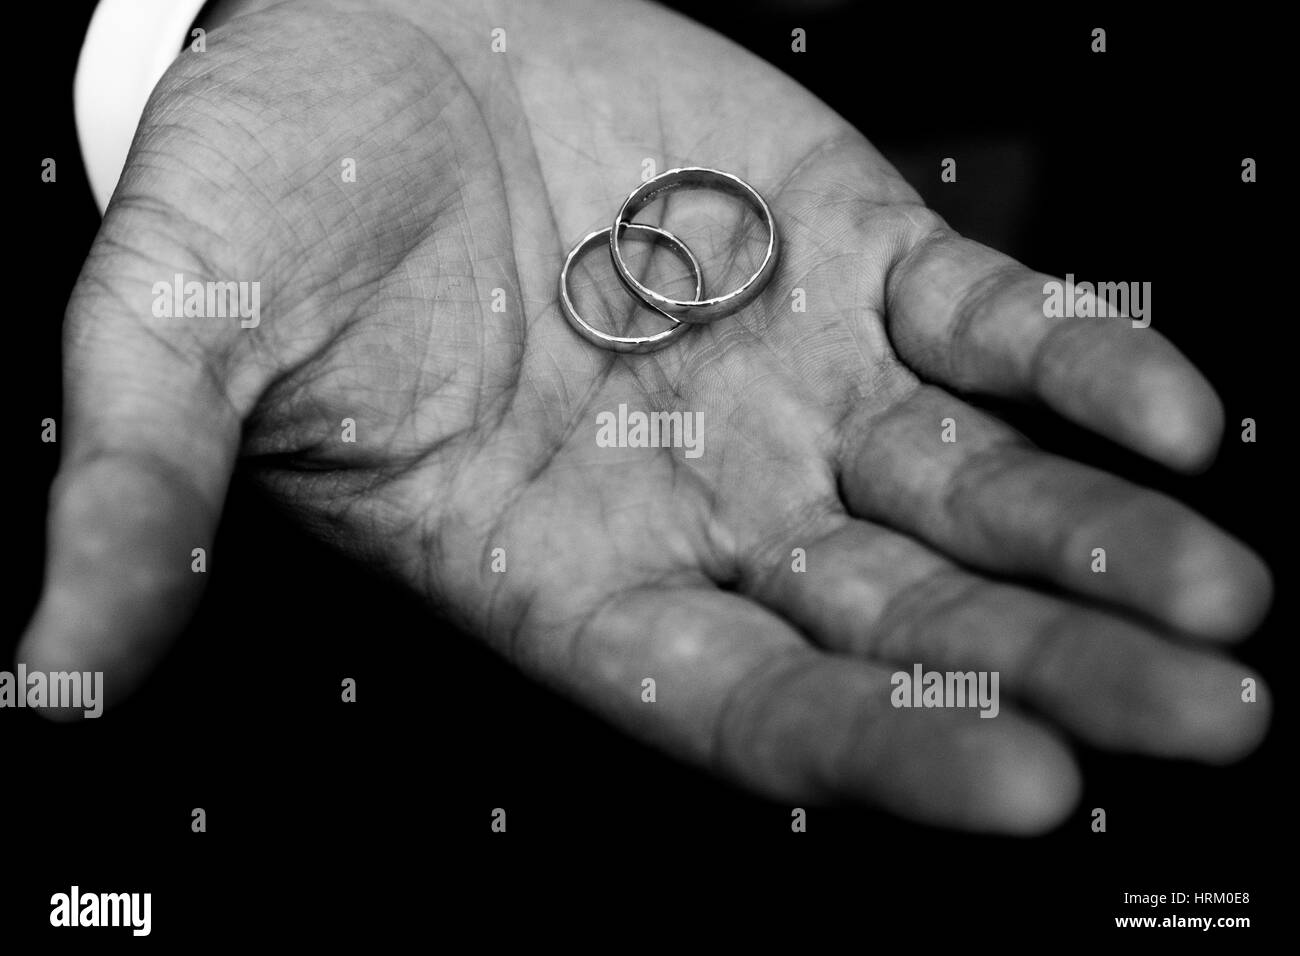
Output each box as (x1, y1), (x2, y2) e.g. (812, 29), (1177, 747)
(22, 0), (1270, 832)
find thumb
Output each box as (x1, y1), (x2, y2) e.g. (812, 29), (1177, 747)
(19, 206), (245, 717)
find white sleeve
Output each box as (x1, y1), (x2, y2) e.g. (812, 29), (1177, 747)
(74, 0), (210, 214)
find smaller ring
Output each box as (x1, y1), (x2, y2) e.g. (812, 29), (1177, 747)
(559, 222), (704, 354)
(610, 166), (779, 325)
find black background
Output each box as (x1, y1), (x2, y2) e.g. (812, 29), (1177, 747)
(4, 0), (1286, 943)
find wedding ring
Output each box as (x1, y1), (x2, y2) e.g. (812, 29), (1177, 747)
(609, 167), (779, 325)
(559, 222), (704, 354)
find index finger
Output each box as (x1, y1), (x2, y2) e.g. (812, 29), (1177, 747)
(885, 227), (1223, 472)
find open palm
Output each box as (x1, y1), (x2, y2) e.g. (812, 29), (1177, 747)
(24, 0), (1270, 832)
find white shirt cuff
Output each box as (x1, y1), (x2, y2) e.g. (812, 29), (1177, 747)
(74, 0), (210, 214)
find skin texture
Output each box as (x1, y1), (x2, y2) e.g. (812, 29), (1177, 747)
(21, 0), (1271, 832)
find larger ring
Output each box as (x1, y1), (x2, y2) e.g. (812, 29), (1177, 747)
(610, 167), (779, 325)
(559, 222), (705, 354)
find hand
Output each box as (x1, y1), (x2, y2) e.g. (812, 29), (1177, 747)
(22, 0), (1270, 832)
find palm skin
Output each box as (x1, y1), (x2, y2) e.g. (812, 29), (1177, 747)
(23, 0), (1271, 832)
